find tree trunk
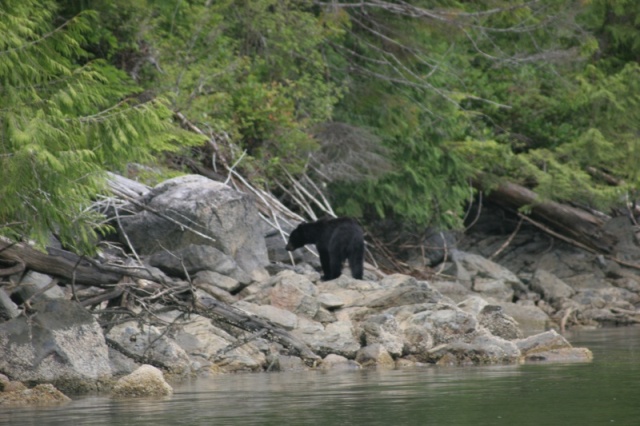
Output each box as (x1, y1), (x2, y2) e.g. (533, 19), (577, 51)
(483, 181), (617, 253)
(0, 238), (122, 285)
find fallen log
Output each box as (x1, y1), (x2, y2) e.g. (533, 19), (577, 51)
(0, 238), (121, 286)
(483, 181), (617, 253)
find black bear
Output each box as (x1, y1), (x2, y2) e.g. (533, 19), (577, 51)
(286, 217), (364, 281)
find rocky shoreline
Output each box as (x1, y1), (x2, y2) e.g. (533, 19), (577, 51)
(4, 174), (639, 405)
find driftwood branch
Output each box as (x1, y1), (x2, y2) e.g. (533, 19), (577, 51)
(80, 285), (125, 308)
(489, 216), (523, 260)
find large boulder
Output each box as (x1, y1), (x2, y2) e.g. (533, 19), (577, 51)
(0, 300), (111, 392)
(106, 321), (191, 374)
(117, 174), (269, 281)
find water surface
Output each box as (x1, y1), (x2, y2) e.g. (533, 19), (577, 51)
(2, 326), (640, 426)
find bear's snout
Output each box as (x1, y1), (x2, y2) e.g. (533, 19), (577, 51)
(285, 242), (294, 251)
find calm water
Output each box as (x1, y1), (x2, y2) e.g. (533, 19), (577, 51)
(2, 326), (640, 426)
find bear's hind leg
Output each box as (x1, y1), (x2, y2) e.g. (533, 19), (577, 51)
(348, 244), (364, 280)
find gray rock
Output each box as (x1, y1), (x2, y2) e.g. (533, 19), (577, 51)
(266, 354), (308, 372)
(314, 307), (337, 323)
(428, 332), (520, 365)
(265, 224), (299, 264)
(478, 305), (523, 340)
(524, 347), (593, 363)
(295, 320), (360, 358)
(430, 280), (472, 303)
(319, 354), (361, 370)
(498, 302), (552, 334)
(0, 300), (111, 391)
(317, 293), (345, 309)
(571, 290), (607, 308)
(269, 271), (319, 319)
(449, 250), (523, 291)
(194, 270), (244, 294)
(0, 383), (71, 407)
(173, 314), (265, 373)
(401, 324), (434, 359)
(315, 277), (386, 308)
(0, 289), (19, 321)
(117, 174), (269, 281)
(111, 365), (172, 397)
(108, 347), (140, 376)
(106, 321), (191, 374)
(529, 269), (575, 305)
(355, 344), (395, 367)
(378, 274), (420, 289)
(457, 295), (489, 316)
(472, 277), (514, 302)
(596, 287), (640, 308)
(515, 330), (571, 356)
(11, 271), (65, 303)
(366, 281), (445, 309)
(359, 314), (404, 357)
(193, 285), (237, 305)
(150, 244), (252, 285)
(402, 303), (478, 346)
(234, 301), (299, 330)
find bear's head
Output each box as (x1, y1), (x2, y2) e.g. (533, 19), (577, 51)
(285, 223), (311, 251)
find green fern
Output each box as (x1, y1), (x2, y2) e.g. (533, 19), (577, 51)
(0, 0), (188, 253)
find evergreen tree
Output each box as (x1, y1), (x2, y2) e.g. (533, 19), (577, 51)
(0, 0), (184, 252)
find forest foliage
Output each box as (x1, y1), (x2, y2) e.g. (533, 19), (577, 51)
(2, 0), (640, 251)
